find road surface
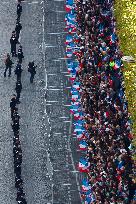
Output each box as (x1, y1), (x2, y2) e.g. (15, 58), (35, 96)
(0, 0), (83, 203)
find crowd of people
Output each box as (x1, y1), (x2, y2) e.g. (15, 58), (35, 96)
(4, 0), (36, 203)
(65, 0), (135, 203)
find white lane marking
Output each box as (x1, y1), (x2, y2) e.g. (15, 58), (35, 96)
(28, 1), (38, 4)
(48, 32), (67, 34)
(68, 114), (82, 200)
(41, 1), (53, 203)
(45, 45), (58, 48)
(62, 183), (72, 186)
(47, 73), (57, 75)
(64, 105), (71, 107)
(46, 101), (58, 103)
(58, 57), (69, 60)
(54, 133), (62, 134)
(52, 59), (60, 62)
(54, 0), (64, 1)
(48, 86), (57, 88)
(48, 89), (61, 90)
(52, 10), (66, 13)
(2, 0), (38, 3)
(61, 71), (68, 73)
(59, 116), (69, 118)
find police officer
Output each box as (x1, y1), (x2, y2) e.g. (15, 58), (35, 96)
(10, 95), (17, 119)
(4, 53), (13, 77)
(15, 20), (22, 43)
(12, 117), (20, 133)
(28, 61), (37, 83)
(15, 80), (22, 104)
(13, 108), (20, 120)
(15, 61), (22, 81)
(18, 45), (24, 64)
(10, 32), (18, 57)
(17, 2), (22, 21)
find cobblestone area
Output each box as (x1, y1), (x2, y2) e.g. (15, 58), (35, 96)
(0, 1), (19, 204)
(0, 0), (82, 203)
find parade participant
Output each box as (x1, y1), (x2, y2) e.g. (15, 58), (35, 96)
(10, 95), (17, 119)
(17, 2), (22, 21)
(15, 61), (22, 81)
(28, 61), (37, 83)
(10, 32), (18, 57)
(12, 117), (20, 133)
(15, 80), (22, 104)
(15, 20), (22, 43)
(18, 45), (24, 64)
(4, 53), (13, 77)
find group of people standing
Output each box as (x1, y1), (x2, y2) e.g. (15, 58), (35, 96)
(4, 0), (36, 203)
(65, 0), (135, 203)
(4, 0), (36, 83)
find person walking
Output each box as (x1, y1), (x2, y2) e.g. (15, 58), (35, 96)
(4, 53), (13, 77)
(15, 20), (22, 43)
(10, 32), (18, 57)
(15, 80), (22, 104)
(28, 61), (37, 83)
(17, 2), (22, 21)
(18, 45), (24, 64)
(15, 61), (22, 81)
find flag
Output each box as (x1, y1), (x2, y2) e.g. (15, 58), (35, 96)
(69, 73), (76, 81)
(82, 179), (91, 192)
(71, 101), (80, 106)
(65, 35), (73, 44)
(110, 33), (117, 43)
(74, 125), (85, 133)
(66, 51), (73, 58)
(73, 82), (80, 90)
(114, 59), (121, 69)
(78, 158), (89, 172)
(66, 0), (74, 6)
(71, 92), (79, 101)
(85, 196), (95, 204)
(76, 132), (84, 140)
(65, 5), (72, 13)
(79, 140), (88, 150)
(70, 105), (80, 114)
(74, 112), (83, 120)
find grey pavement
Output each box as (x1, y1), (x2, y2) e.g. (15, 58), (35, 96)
(0, 1), (19, 204)
(0, 0), (83, 204)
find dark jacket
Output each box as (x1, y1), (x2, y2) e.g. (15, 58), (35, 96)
(28, 63), (36, 74)
(18, 48), (24, 59)
(10, 98), (17, 109)
(17, 4), (22, 14)
(10, 35), (17, 45)
(15, 23), (22, 33)
(15, 64), (22, 76)
(15, 82), (22, 93)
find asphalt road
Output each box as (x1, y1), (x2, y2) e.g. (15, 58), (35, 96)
(0, 0), (83, 204)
